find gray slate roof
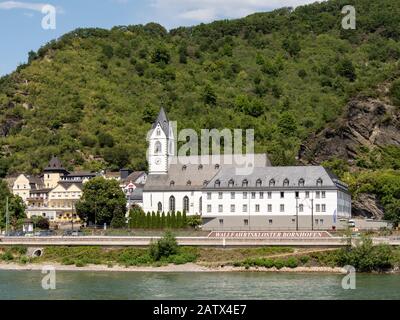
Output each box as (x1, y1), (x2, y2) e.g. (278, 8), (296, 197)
(204, 166), (346, 190)
(144, 154), (270, 191)
(151, 107), (170, 137)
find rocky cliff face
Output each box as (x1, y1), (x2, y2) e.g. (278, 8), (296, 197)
(299, 98), (400, 165)
(299, 98), (400, 218)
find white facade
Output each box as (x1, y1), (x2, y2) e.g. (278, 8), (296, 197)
(142, 109), (352, 231)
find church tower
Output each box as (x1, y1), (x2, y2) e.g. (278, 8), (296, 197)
(148, 107), (175, 174)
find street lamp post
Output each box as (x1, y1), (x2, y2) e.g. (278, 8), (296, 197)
(296, 196), (299, 231)
(5, 196), (9, 236)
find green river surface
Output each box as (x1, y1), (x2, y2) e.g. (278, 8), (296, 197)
(0, 271), (399, 300)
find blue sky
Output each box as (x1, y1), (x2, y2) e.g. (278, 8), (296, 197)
(0, 0), (320, 76)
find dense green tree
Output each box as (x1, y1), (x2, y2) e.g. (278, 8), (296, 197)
(75, 177), (126, 225)
(0, 180), (26, 229)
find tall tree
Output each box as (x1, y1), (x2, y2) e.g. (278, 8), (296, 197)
(76, 177), (126, 226)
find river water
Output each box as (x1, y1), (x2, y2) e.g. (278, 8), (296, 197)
(0, 271), (399, 300)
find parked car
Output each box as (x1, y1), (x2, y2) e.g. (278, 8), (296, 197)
(63, 230), (83, 237)
(38, 230), (56, 237)
(7, 231), (25, 237)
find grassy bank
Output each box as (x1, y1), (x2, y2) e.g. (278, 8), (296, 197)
(1, 236), (399, 272)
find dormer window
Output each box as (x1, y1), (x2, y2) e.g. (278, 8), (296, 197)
(298, 178), (305, 187)
(228, 179), (235, 188)
(203, 180), (209, 186)
(242, 179), (248, 187)
(269, 179), (276, 187)
(256, 179), (262, 187)
(317, 178), (323, 186)
(215, 164), (220, 170)
(198, 164), (203, 170)
(215, 180), (221, 188)
(283, 179), (289, 187)
(182, 165), (187, 171)
(156, 128), (161, 136)
(170, 181), (175, 187)
(187, 180), (192, 186)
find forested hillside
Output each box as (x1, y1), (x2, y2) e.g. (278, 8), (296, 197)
(0, 0), (400, 220)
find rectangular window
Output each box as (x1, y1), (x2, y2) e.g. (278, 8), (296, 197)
(316, 204), (321, 212)
(315, 219), (319, 225)
(320, 219), (324, 225)
(219, 219), (224, 225)
(280, 204), (285, 212)
(268, 204), (272, 212)
(299, 204), (304, 212)
(292, 218), (296, 223)
(322, 204), (326, 212)
(295, 191), (299, 198)
(269, 219), (273, 225)
(280, 192), (285, 198)
(251, 192), (256, 199)
(243, 192), (248, 200)
(231, 192), (235, 199)
(218, 192), (223, 199)
(231, 204), (235, 213)
(255, 204), (260, 212)
(268, 192), (272, 199)
(244, 219), (249, 226)
(305, 191), (310, 198)
(260, 192), (264, 199)
(322, 191), (326, 199)
(218, 205), (223, 213)
(207, 205), (212, 213)
(243, 204), (248, 213)
(316, 191), (320, 199)
(207, 192), (211, 200)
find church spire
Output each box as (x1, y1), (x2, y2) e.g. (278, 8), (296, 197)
(152, 107), (169, 137)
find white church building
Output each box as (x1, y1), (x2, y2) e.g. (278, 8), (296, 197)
(143, 108), (352, 231)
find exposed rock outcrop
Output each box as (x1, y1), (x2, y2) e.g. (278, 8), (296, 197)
(299, 98), (400, 219)
(299, 98), (400, 165)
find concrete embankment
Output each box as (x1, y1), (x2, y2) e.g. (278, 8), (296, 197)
(0, 236), (399, 247)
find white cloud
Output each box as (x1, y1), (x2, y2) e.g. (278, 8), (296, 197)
(0, 1), (64, 14)
(151, 0), (323, 22)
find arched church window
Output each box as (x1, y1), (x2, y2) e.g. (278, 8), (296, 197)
(154, 141), (162, 154)
(157, 202), (162, 212)
(156, 129), (161, 136)
(183, 196), (189, 213)
(169, 196), (176, 212)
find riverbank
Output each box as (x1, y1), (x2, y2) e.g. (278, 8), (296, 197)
(0, 262), (347, 273)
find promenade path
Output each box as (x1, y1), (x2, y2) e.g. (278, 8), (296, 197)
(0, 236), (399, 247)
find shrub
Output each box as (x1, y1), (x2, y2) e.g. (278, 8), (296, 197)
(299, 256), (310, 265)
(285, 257), (299, 269)
(149, 232), (178, 261)
(273, 259), (285, 270)
(1, 250), (14, 261)
(187, 215), (202, 229)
